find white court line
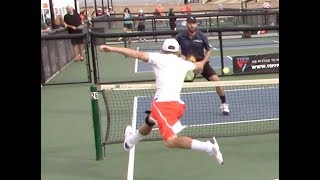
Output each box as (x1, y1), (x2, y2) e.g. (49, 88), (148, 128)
(273, 40), (279, 43)
(273, 178), (279, 180)
(134, 47), (139, 73)
(44, 59), (73, 84)
(134, 59), (138, 73)
(126, 97), (138, 180)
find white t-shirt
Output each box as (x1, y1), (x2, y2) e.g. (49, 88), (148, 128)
(147, 52), (195, 102)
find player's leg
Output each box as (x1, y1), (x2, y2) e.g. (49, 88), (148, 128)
(164, 135), (223, 165)
(123, 111), (155, 151)
(72, 42), (80, 61)
(154, 101), (223, 164)
(79, 42), (84, 60)
(201, 62), (230, 115)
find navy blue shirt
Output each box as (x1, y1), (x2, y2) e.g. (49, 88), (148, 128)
(176, 30), (212, 61)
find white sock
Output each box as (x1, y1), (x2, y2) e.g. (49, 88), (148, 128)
(127, 130), (145, 146)
(191, 139), (213, 153)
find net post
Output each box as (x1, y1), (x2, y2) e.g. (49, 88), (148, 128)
(90, 85), (104, 161)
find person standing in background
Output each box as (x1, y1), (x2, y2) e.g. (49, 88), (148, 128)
(185, 2), (192, 15)
(118, 7), (133, 41)
(155, 4), (166, 27)
(169, 8), (177, 34)
(136, 9), (147, 42)
(64, 5), (84, 62)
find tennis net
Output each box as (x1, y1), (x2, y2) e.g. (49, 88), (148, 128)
(99, 78), (279, 145)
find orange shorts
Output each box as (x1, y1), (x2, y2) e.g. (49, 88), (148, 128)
(149, 100), (186, 140)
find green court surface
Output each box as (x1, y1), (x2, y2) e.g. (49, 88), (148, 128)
(42, 76), (278, 180)
(42, 32), (279, 179)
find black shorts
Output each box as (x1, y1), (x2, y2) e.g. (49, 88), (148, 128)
(170, 23), (176, 30)
(137, 24), (145, 31)
(68, 29), (83, 45)
(71, 38), (83, 45)
(124, 23), (132, 30)
(201, 62), (217, 80)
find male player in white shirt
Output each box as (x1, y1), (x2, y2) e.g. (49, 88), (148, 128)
(98, 39), (224, 165)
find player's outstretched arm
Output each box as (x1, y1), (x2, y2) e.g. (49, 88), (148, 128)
(98, 45), (149, 62)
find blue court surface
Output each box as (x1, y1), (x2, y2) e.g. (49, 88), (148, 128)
(135, 56), (232, 73)
(134, 86), (279, 128)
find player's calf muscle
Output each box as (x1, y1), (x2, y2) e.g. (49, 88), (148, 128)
(163, 136), (192, 149)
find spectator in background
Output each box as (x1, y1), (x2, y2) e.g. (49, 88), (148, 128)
(97, 8), (103, 16)
(91, 9), (96, 18)
(156, 4), (164, 16)
(53, 15), (65, 29)
(218, 4), (223, 12)
(41, 19), (51, 33)
(169, 8), (177, 33)
(136, 9), (147, 42)
(109, 7), (114, 14)
(262, 1), (271, 9)
(118, 7), (133, 41)
(109, 7), (116, 28)
(261, 1), (271, 25)
(179, 3), (186, 14)
(79, 11), (85, 22)
(64, 5), (84, 62)
(104, 8), (109, 16)
(185, 2), (192, 15)
(155, 4), (166, 27)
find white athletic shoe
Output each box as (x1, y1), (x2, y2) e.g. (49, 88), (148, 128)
(208, 137), (224, 165)
(220, 103), (230, 115)
(123, 125), (134, 151)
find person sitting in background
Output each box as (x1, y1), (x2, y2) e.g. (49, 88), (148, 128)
(41, 20), (50, 33)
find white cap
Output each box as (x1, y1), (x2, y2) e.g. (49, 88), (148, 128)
(162, 38), (180, 52)
(139, 9), (143, 13)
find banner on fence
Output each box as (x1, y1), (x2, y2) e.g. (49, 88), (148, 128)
(232, 53), (279, 74)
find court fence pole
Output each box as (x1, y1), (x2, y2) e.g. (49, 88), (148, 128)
(90, 33), (98, 84)
(218, 31), (225, 75)
(90, 85), (104, 161)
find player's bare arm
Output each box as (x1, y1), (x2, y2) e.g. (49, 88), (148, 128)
(201, 49), (211, 63)
(98, 45), (149, 62)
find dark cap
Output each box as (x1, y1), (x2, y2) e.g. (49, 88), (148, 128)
(187, 16), (197, 23)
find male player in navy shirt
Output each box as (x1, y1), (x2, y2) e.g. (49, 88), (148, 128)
(176, 16), (230, 115)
